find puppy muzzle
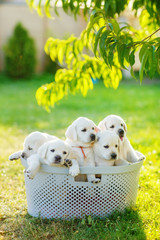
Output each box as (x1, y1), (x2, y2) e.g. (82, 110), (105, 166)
(54, 155), (62, 164)
(118, 129), (124, 141)
(21, 152), (27, 159)
(110, 153), (117, 160)
(90, 133), (96, 142)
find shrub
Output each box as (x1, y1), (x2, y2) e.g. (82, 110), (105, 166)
(3, 23), (36, 78)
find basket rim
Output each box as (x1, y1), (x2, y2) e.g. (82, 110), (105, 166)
(21, 157), (143, 175)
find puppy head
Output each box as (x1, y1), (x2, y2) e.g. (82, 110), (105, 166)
(22, 131), (46, 159)
(65, 117), (99, 144)
(94, 130), (120, 161)
(98, 115), (127, 142)
(38, 139), (70, 166)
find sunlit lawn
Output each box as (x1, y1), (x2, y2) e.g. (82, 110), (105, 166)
(0, 73), (160, 239)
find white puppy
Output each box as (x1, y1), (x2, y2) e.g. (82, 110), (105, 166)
(93, 130), (129, 166)
(25, 139), (80, 179)
(65, 117), (100, 183)
(98, 115), (145, 163)
(9, 131), (56, 161)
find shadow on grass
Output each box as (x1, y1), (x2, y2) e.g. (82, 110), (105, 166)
(1, 209), (146, 240)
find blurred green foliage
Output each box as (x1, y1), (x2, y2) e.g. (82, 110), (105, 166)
(3, 23), (36, 79)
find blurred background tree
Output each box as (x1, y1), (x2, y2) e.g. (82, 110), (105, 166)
(27, 0), (160, 110)
(3, 22), (36, 79)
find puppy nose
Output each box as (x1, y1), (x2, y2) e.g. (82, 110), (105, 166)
(118, 129), (124, 136)
(21, 152), (25, 158)
(90, 134), (96, 141)
(111, 153), (117, 159)
(55, 155), (61, 163)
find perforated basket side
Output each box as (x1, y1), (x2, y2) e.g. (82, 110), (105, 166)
(22, 159), (143, 219)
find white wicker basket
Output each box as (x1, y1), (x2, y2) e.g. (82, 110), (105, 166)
(21, 158), (143, 219)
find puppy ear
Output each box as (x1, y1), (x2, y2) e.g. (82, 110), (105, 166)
(65, 123), (77, 141)
(38, 143), (48, 159)
(124, 122), (127, 132)
(98, 120), (107, 131)
(94, 126), (100, 133)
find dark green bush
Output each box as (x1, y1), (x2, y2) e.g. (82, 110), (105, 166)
(3, 23), (36, 78)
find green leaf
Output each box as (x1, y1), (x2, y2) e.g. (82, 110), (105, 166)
(54, 0), (59, 16)
(37, 0), (43, 16)
(99, 30), (110, 65)
(90, 9), (104, 17)
(123, 45), (130, 63)
(110, 19), (120, 35)
(87, 16), (103, 39)
(44, 0), (53, 18)
(57, 44), (65, 65)
(108, 22), (113, 31)
(104, 0), (110, 16)
(93, 26), (106, 57)
(139, 44), (149, 62)
(139, 49), (150, 83)
(117, 44), (127, 69)
(108, 43), (116, 67)
(130, 67), (137, 80)
(129, 50), (135, 66)
(110, 0), (116, 14)
(148, 46), (156, 79)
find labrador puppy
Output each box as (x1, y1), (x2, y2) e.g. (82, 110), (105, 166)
(98, 115), (145, 163)
(9, 131), (56, 161)
(25, 139), (80, 179)
(65, 117), (100, 183)
(93, 130), (129, 166)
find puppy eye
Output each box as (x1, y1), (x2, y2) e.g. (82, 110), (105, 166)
(28, 146), (32, 150)
(104, 145), (109, 148)
(81, 128), (87, 132)
(110, 125), (114, 128)
(92, 127), (94, 130)
(63, 151), (67, 154)
(50, 149), (55, 152)
(115, 145), (118, 148)
(121, 124), (123, 127)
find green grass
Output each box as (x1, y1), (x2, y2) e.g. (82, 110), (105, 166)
(0, 73), (160, 240)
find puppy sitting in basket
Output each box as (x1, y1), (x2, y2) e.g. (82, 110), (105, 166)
(98, 115), (145, 163)
(9, 131), (57, 161)
(25, 139), (80, 179)
(65, 117), (100, 183)
(93, 130), (129, 166)
(9, 132), (80, 179)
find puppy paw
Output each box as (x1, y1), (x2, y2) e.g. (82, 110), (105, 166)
(91, 178), (101, 184)
(135, 151), (146, 161)
(138, 155), (146, 161)
(69, 166), (80, 177)
(25, 169), (34, 179)
(9, 153), (21, 161)
(9, 157), (18, 161)
(64, 159), (72, 167)
(137, 154), (146, 161)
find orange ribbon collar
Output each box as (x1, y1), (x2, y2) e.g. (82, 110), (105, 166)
(72, 146), (90, 159)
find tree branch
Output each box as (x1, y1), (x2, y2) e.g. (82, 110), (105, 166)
(131, 27), (160, 48)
